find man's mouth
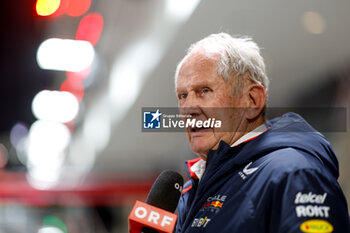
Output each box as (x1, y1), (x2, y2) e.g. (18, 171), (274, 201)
(189, 127), (211, 133)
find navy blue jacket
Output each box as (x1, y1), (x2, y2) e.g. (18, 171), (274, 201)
(175, 113), (349, 233)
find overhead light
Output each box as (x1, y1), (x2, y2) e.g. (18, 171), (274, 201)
(36, 0), (61, 16)
(25, 120), (71, 189)
(27, 120), (71, 168)
(32, 90), (79, 123)
(65, 0), (91, 17)
(76, 13), (104, 45)
(27, 167), (61, 190)
(37, 38), (94, 72)
(10, 122), (28, 149)
(38, 227), (64, 233)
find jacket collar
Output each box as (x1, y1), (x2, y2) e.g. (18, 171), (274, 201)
(186, 124), (268, 180)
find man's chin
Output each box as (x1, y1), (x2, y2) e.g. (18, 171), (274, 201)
(190, 140), (215, 160)
(192, 150), (208, 161)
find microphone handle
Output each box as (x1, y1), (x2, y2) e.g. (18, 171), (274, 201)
(141, 227), (159, 233)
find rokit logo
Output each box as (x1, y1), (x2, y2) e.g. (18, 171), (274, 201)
(294, 192), (330, 218)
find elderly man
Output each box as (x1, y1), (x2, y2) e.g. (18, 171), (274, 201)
(174, 33), (349, 233)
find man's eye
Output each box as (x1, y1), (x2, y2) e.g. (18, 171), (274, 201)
(180, 93), (187, 99)
(202, 88), (210, 94)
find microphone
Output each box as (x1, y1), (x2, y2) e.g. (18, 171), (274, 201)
(128, 170), (184, 233)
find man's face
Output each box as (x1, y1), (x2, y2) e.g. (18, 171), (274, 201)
(176, 52), (247, 160)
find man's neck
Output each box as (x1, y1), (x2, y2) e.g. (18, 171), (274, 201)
(191, 122), (268, 180)
(228, 116), (265, 148)
(231, 123), (267, 147)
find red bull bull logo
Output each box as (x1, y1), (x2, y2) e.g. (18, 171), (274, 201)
(201, 194), (227, 213)
(202, 200), (224, 209)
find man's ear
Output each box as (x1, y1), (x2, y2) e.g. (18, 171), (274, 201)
(246, 83), (267, 120)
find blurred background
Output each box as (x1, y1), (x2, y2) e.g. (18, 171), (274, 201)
(0, 0), (350, 232)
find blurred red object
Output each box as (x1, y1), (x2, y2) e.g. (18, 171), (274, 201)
(0, 172), (155, 207)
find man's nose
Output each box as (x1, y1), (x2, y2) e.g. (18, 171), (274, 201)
(180, 92), (202, 116)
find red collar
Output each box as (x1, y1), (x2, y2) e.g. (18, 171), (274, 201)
(186, 157), (201, 179)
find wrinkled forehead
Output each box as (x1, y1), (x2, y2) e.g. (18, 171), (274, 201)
(176, 51), (220, 83)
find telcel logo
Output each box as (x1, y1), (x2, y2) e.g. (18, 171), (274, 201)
(300, 219), (333, 233)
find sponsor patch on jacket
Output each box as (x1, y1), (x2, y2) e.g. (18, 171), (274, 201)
(299, 219), (333, 233)
(295, 192), (327, 204)
(191, 216), (211, 228)
(200, 194), (227, 213)
(294, 192), (330, 218)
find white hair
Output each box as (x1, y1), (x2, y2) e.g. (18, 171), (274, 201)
(175, 33), (269, 95)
